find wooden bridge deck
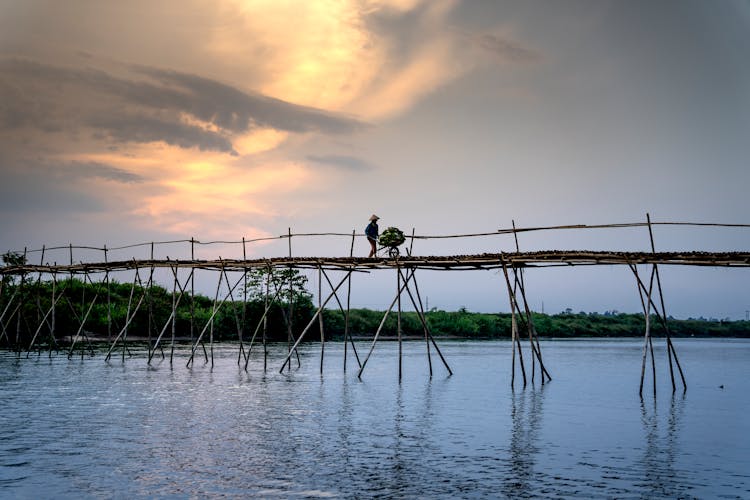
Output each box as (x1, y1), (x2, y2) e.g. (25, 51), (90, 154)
(3, 251), (750, 275)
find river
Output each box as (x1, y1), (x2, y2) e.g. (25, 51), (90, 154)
(0, 339), (748, 498)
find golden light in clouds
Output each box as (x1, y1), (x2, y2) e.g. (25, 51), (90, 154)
(209, 0), (463, 119)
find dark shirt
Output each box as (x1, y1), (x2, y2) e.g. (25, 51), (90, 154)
(365, 221), (379, 241)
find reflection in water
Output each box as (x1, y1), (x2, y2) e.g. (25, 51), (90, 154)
(0, 341), (748, 498)
(638, 393), (688, 497)
(504, 386), (545, 498)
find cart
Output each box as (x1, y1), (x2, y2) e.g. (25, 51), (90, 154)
(378, 227), (406, 258)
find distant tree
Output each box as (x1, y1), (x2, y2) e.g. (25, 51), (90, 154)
(245, 267), (312, 304)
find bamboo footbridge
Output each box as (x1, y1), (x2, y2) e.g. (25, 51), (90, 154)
(2, 216), (749, 396)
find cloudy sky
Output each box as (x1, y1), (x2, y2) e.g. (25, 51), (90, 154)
(1, 0), (748, 318)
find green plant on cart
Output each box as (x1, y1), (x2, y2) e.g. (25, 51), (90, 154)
(379, 227), (405, 247)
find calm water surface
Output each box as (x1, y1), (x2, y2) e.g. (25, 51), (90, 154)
(0, 339), (748, 499)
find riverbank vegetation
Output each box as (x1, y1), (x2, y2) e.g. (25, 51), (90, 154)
(1, 271), (747, 347)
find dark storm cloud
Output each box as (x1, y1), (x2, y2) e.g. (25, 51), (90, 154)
(476, 34), (540, 63)
(89, 114), (238, 155)
(135, 67), (367, 135)
(306, 154), (374, 172)
(0, 57), (365, 155)
(63, 161), (145, 183)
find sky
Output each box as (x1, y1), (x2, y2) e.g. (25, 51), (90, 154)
(1, 0), (749, 318)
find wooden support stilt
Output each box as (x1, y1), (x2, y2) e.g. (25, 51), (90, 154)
(104, 290), (146, 362)
(357, 268), (417, 379)
(263, 264), (270, 371)
(219, 265), (244, 364)
(190, 238), (195, 345)
(147, 242), (155, 358)
(148, 263), (192, 365)
(104, 246), (111, 342)
(320, 268), (361, 368)
(630, 263), (687, 394)
(286, 228), (293, 372)
(279, 270), (354, 373)
(318, 265), (326, 374)
(26, 289), (65, 355)
(397, 263), (403, 382)
(243, 277), (285, 371)
(646, 214), (687, 392)
(185, 269), (244, 368)
(510, 221), (551, 383)
(501, 258), (527, 387)
(344, 230), (356, 372)
(631, 263), (657, 397)
(397, 267), (453, 376)
(239, 237), (248, 365)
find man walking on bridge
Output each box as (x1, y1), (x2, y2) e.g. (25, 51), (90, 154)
(366, 214), (379, 257)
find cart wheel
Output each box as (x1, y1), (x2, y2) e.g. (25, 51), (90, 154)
(388, 246), (400, 258)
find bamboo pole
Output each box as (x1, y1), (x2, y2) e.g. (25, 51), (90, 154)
(26, 291), (65, 355)
(501, 258), (527, 387)
(320, 268), (360, 368)
(240, 237), (248, 365)
(287, 228), (293, 371)
(122, 262), (141, 362)
(279, 270), (354, 373)
(190, 238), (195, 345)
(185, 270), (244, 368)
(67, 293), (98, 358)
(243, 278), (285, 371)
(397, 268), (453, 376)
(630, 264), (685, 394)
(148, 263), (191, 364)
(396, 265), (402, 381)
(104, 292), (145, 362)
(105, 245), (111, 342)
(344, 230), (356, 372)
(510, 267), (551, 383)
(147, 242), (155, 357)
(511, 220), (550, 383)
(631, 263), (657, 397)
(219, 265), (244, 363)
(646, 213), (687, 392)
(357, 268), (417, 379)
(318, 265), (325, 374)
(263, 264), (269, 370)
